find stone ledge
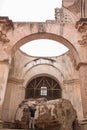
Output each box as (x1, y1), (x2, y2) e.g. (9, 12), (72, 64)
(8, 78), (24, 85)
(76, 62), (87, 70)
(63, 79), (79, 84)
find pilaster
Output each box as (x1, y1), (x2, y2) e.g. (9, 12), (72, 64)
(78, 63), (87, 118)
(0, 60), (10, 120)
(76, 18), (87, 119)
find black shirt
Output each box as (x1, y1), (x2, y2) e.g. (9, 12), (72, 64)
(29, 107), (36, 117)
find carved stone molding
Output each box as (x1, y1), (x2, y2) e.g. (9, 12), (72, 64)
(0, 31), (10, 43)
(0, 17), (14, 44)
(0, 17), (14, 32)
(78, 35), (87, 45)
(0, 59), (9, 65)
(63, 79), (79, 84)
(76, 62), (87, 70)
(8, 77), (24, 85)
(75, 18), (87, 33)
(76, 18), (87, 46)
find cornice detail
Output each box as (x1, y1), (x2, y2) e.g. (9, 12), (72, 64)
(75, 18), (87, 33)
(76, 18), (87, 46)
(63, 79), (79, 84)
(0, 59), (10, 65)
(76, 62), (87, 70)
(78, 35), (87, 45)
(8, 78), (24, 85)
(0, 31), (10, 43)
(0, 17), (14, 44)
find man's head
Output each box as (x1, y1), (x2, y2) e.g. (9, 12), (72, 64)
(31, 104), (36, 108)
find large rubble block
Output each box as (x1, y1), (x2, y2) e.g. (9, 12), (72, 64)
(16, 98), (77, 130)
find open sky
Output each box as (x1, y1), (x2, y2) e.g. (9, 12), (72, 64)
(0, 0), (69, 57)
(0, 0), (62, 21)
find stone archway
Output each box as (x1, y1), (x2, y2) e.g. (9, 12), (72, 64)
(1, 23), (83, 124)
(11, 33), (80, 66)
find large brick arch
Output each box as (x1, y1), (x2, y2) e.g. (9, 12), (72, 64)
(11, 33), (80, 66)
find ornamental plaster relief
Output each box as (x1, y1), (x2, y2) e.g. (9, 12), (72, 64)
(76, 19), (87, 46)
(0, 31), (9, 43)
(0, 17), (13, 61)
(0, 17), (13, 48)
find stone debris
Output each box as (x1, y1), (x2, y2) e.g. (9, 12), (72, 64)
(15, 98), (77, 130)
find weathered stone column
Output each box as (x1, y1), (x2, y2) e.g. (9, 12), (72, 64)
(76, 19), (87, 119)
(78, 63), (87, 118)
(0, 17), (13, 121)
(0, 60), (10, 120)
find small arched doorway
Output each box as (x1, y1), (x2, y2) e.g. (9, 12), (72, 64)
(25, 76), (62, 100)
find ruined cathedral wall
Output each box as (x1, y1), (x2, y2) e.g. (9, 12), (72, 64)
(0, 0), (87, 125)
(56, 53), (83, 119)
(1, 3), (85, 121)
(3, 51), (64, 121)
(2, 80), (25, 122)
(2, 50), (82, 121)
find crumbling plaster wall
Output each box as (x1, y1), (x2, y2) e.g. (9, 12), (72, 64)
(1, 0), (87, 125)
(2, 50), (83, 121)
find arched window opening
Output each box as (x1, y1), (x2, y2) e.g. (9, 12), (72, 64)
(25, 76), (62, 100)
(41, 86), (47, 96)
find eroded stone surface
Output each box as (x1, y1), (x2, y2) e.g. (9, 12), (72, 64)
(16, 98), (76, 130)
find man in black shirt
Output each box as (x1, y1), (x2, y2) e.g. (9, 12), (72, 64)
(29, 104), (36, 130)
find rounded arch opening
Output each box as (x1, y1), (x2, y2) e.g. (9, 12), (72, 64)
(20, 39), (69, 57)
(11, 33), (80, 65)
(25, 75), (62, 100)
